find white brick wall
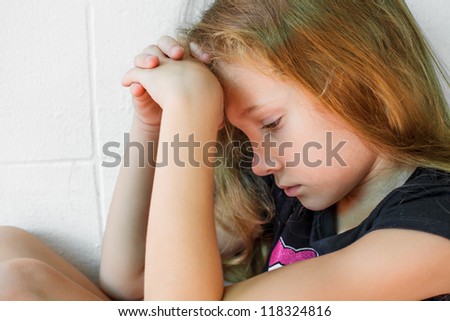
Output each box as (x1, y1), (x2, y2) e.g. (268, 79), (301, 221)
(0, 0), (448, 283)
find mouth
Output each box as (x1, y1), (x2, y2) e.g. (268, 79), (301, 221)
(277, 184), (301, 197)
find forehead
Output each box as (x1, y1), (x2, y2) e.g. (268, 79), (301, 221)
(215, 61), (274, 86)
(215, 62), (283, 112)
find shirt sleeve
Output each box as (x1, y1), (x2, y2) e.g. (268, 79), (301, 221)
(371, 181), (450, 240)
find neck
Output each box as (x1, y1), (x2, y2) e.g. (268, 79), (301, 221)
(335, 159), (416, 234)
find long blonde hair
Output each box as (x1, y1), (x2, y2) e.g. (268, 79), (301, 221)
(182, 0), (450, 280)
(213, 122), (274, 282)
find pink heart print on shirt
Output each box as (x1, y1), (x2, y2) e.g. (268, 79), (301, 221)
(268, 237), (318, 271)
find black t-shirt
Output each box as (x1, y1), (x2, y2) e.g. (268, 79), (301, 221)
(263, 167), (450, 300)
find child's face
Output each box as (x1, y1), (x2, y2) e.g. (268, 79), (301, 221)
(219, 63), (381, 211)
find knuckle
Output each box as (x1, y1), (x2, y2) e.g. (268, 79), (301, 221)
(158, 35), (173, 45)
(133, 53), (146, 66)
(142, 44), (161, 55)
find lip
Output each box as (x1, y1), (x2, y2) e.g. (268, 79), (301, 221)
(278, 184), (301, 197)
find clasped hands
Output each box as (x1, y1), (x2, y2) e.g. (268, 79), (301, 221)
(121, 36), (223, 135)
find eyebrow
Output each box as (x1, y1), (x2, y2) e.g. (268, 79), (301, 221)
(238, 97), (283, 117)
(241, 105), (264, 116)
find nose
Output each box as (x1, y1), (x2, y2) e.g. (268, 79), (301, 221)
(251, 144), (280, 176)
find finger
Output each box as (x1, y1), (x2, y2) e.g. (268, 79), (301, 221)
(157, 35), (184, 60)
(141, 44), (165, 59)
(134, 53), (160, 69)
(189, 42), (211, 64)
(130, 83), (146, 97)
(122, 68), (147, 87)
(130, 83), (156, 107)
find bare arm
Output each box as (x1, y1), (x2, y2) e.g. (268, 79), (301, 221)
(112, 47), (224, 300)
(99, 116), (158, 300)
(223, 229), (450, 300)
(100, 38), (188, 300)
(144, 97), (223, 300)
(101, 37), (229, 300)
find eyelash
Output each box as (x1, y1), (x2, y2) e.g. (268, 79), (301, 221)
(261, 117), (282, 130)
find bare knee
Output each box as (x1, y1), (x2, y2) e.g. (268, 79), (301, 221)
(0, 258), (54, 300)
(0, 226), (47, 262)
(0, 226), (34, 244)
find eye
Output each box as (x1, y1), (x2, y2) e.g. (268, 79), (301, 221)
(261, 117), (282, 130)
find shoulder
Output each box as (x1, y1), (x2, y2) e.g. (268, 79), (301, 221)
(392, 167), (450, 196)
(370, 167), (450, 240)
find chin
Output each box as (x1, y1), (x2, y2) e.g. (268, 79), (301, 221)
(297, 196), (333, 212)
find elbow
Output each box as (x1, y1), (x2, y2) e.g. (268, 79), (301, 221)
(99, 268), (144, 300)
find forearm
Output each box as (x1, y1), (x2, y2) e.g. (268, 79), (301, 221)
(100, 116), (158, 300)
(144, 100), (223, 300)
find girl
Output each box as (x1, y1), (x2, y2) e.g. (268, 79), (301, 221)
(1, 0), (449, 301)
(106, 0), (450, 300)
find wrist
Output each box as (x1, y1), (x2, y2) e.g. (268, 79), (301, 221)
(164, 91), (223, 131)
(164, 106), (222, 137)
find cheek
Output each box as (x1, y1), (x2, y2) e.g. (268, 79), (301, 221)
(279, 120), (375, 174)
(330, 130), (375, 167)
(274, 118), (326, 163)
(304, 136), (376, 188)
